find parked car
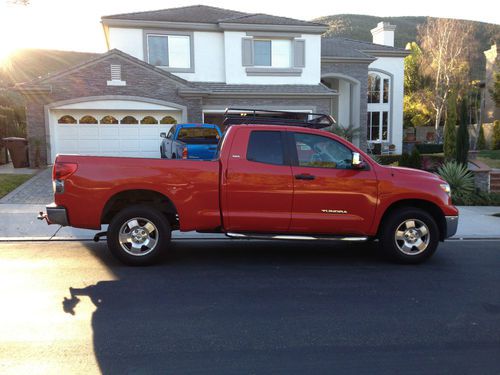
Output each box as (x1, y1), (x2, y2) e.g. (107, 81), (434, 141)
(39, 109), (458, 266)
(160, 123), (221, 160)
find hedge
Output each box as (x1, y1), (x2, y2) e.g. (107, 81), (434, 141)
(415, 143), (444, 154)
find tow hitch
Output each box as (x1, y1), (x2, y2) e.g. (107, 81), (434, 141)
(37, 211), (52, 224)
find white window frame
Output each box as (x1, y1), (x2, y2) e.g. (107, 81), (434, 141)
(253, 38), (292, 68)
(367, 71), (391, 143)
(144, 30), (194, 73)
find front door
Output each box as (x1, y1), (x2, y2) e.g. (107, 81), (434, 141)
(289, 131), (378, 235)
(223, 128), (293, 232)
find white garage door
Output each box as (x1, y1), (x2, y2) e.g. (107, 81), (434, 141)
(49, 100), (183, 163)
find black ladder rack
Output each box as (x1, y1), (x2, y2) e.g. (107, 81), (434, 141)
(222, 108), (336, 129)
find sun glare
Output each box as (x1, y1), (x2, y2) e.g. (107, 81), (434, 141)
(0, 3), (24, 66)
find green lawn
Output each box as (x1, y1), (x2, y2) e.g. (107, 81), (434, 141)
(0, 174), (33, 198)
(478, 150), (500, 169)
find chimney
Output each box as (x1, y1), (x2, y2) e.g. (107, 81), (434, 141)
(371, 22), (396, 47)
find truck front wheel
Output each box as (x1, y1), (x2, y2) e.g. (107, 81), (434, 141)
(107, 205), (171, 266)
(379, 208), (439, 264)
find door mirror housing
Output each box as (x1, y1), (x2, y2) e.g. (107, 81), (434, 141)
(351, 152), (366, 170)
(160, 132), (166, 138)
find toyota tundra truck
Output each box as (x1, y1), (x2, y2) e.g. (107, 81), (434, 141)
(39, 109), (458, 266)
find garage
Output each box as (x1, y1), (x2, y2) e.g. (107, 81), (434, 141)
(48, 99), (184, 163)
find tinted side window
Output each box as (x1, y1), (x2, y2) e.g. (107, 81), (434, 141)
(247, 131), (285, 165)
(293, 133), (353, 169)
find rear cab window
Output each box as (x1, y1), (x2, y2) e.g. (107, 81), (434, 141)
(177, 127), (220, 144)
(246, 131), (286, 165)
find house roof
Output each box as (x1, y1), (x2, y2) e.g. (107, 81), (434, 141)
(180, 82), (336, 97)
(102, 5), (326, 28)
(0, 49), (100, 86)
(15, 49), (196, 92)
(322, 37), (410, 59)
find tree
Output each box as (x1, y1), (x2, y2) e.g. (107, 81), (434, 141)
(455, 100), (470, 165)
(493, 120), (500, 151)
(490, 71), (500, 108)
(443, 93), (457, 159)
(403, 42), (434, 127)
(477, 125), (486, 150)
(418, 18), (473, 135)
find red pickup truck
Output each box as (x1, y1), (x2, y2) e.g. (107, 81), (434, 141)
(40, 110), (458, 265)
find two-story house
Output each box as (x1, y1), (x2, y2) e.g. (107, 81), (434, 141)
(18, 5), (408, 166)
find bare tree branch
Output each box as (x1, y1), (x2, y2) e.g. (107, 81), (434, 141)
(418, 18), (473, 133)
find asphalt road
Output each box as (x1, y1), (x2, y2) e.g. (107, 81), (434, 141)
(0, 239), (499, 375)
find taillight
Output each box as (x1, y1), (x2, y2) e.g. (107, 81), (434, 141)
(182, 147), (188, 159)
(53, 162), (78, 180)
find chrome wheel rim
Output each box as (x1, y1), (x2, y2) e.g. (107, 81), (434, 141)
(394, 219), (430, 256)
(118, 217), (159, 256)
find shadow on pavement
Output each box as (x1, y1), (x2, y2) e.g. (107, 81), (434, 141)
(61, 240), (499, 374)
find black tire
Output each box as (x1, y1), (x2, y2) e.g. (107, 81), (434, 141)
(160, 147), (166, 159)
(107, 205), (171, 266)
(172, 153), (176, 159)
(378, 207), (439, 264)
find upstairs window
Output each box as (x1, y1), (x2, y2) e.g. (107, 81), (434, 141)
(368, 73), (390, 104)
(146, 34), (191, 69)
(253, 39), (291, 68)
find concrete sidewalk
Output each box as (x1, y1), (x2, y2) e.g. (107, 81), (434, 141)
(0, 204), (498, 241)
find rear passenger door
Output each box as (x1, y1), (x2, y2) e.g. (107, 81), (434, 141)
(223, 128), (293, 232)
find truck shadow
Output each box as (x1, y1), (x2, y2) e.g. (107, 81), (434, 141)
(62, 240), (443, 374)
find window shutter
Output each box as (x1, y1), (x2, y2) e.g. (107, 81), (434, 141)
(293, 39), (305, 68)
(242, 37), (254, 66)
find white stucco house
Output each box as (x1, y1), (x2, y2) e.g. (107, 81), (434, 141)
(18, 5), (408, 166)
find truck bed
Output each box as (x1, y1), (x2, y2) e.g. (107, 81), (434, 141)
(54, 155), (221, 231)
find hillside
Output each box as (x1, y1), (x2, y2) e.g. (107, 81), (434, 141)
(314, 14), (500, 79)
(0, 49), (99, 86)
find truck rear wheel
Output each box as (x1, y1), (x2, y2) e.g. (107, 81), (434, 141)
(379, 208), (439, 264)
(107, 205), (171, 266)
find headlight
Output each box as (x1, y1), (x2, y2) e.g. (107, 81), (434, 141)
(440, 183), (451, 196)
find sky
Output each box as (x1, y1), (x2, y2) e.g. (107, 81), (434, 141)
(0, 0), (499, 60)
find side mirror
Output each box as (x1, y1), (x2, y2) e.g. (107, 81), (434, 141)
(352, 152), (365, 170)
(160, 132), (166, 138)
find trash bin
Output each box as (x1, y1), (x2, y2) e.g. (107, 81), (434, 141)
(0, 139), (7, 165)
(2, 137), (29, 168)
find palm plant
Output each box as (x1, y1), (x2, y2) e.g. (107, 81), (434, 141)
(325, 123), (360, 142)
(437, 160), (475, 201)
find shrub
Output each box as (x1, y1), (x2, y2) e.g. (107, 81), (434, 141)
(493, 120), (500, 150)
(398, 152), (411, 167)
(409, 147), (422, 169)
(444, 94), (457, 159)
(455, 99), (469, 165)
(437, 161), (475, 202)
(376, 154), (400, 165)
(453, 192), (500, 206)
(477, 124), (487, 150)
(415, 143), (443, 154)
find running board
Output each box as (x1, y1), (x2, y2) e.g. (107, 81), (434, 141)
(225, 233), (368, 241)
